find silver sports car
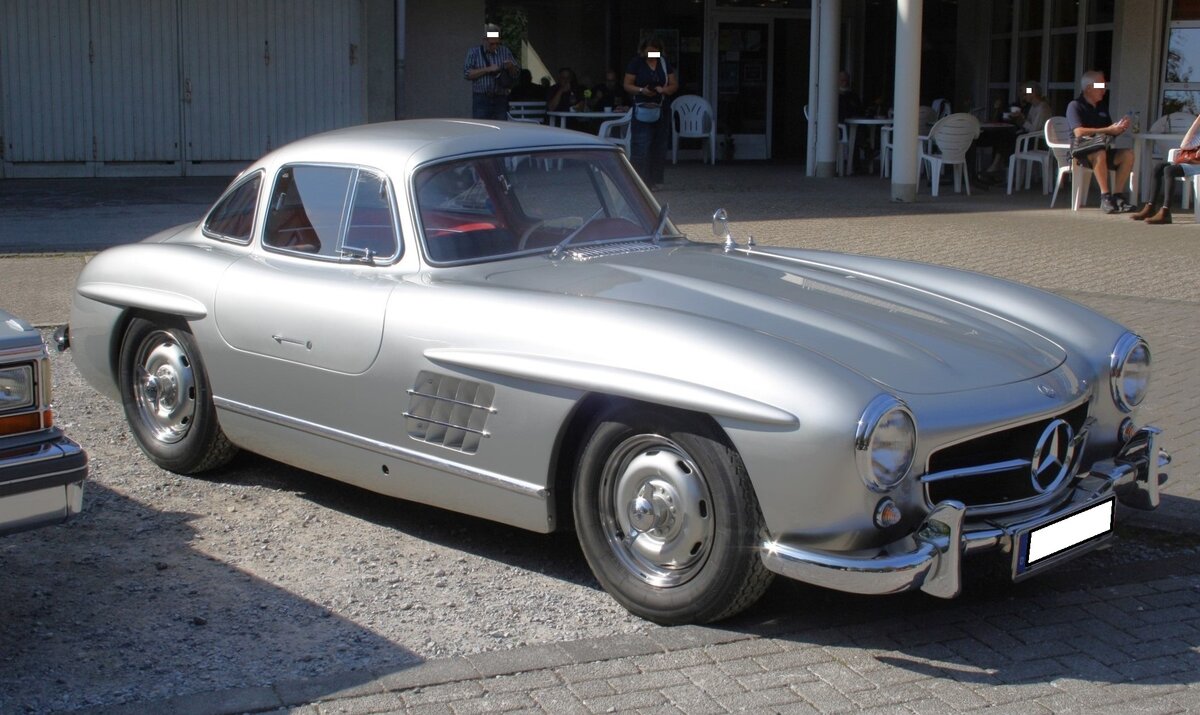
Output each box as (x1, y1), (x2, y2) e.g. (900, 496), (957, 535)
(68, 120), (1169, 624)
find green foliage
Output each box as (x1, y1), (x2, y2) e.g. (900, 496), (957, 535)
(497, 8), (527, 57)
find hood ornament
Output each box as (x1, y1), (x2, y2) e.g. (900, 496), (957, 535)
(713, 208), (735, 252)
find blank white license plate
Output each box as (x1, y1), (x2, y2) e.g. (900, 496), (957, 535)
(1026, 498), (1114, 566)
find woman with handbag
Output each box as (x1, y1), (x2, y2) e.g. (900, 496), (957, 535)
(1130, 113), (1200, 225)
(624, 37), (678, 190)
(1066, 70), (1134, 214)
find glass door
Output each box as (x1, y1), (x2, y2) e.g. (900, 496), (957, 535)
(713, 20), (773, 160)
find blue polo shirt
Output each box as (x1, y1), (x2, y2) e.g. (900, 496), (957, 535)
(1066, 94), (1112, 139)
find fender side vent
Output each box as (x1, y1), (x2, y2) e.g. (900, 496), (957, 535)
(404, 372), (496, 454)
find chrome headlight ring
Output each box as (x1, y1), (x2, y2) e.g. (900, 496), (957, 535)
(1110, 333), (1151, 413)
(855, 395), (917, 493)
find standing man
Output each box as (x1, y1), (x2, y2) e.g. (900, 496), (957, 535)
(1066, 70), (1134, 213)
(463, 23), (520, 121)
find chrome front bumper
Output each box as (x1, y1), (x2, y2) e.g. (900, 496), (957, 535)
(0, 430), (88, 536)
(761, 427), (1170, 599)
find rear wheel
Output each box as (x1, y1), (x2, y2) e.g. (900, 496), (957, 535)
(118, 317), (237, 474)
(573, 404), (774, 624)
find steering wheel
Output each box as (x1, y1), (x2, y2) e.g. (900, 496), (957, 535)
(518, 216), (583, 250)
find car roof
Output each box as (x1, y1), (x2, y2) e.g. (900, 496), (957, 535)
(254, 119), (611, 173)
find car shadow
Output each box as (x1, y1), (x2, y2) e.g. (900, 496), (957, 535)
(712, 524), (1200, 690)
(207, 451), (603, 589)
(0, 480), (421, 713)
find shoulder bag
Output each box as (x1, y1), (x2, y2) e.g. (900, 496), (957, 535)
(1070, 132), (1112, 159)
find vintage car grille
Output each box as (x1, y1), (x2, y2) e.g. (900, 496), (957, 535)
(923, 402), (1090, 513)
(404, 372), (495, 454)
(567, 241), (661, 261)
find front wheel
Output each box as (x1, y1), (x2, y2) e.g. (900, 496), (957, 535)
(118, 316), (237, 474)
(573, 404), (774, 624)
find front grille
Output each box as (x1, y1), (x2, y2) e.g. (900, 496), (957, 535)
(923, 402), (1090, 511)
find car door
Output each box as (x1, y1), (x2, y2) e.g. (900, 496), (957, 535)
(213, 164), (401, 420)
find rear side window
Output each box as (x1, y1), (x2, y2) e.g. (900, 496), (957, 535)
(203, 173), (262, 242)
(263, 164), (400, 261)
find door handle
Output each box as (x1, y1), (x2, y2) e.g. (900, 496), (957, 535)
(272, 335), (312, 350)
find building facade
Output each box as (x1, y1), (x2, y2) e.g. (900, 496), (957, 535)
(0, 0), (1191, 178)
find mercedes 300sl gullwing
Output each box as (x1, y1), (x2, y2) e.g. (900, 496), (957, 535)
(67, 120), (1169, 623)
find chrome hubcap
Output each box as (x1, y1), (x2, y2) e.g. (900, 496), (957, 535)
(601, 435), (714, 588)
(133, 333), (196, 444)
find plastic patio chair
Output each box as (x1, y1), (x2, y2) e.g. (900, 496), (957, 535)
(1168, 148), (1200, 221)
(804, 104), (849, 175)
(597, 110), (632, 155)
(507, 101), (547, 124)
(880, 106), (937, 178)
(1006, 129), (1051, 195)
(670, 95), (717, 164)
(919, 113), (980, 196)
(1044, 116), (1125, 210)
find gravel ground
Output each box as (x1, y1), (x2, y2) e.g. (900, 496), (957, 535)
(3, 330), (1197, 714)
(1, 335), (647, 713)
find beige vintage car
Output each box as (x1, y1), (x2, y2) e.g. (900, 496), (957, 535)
(67, 120), (1168, 624)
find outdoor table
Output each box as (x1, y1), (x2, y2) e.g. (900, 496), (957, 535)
(844, 117), (892, 175)
(547, 109), (626, 130)
(1131, 132), (1185, 204)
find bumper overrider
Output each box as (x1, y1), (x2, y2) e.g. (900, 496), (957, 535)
(760, 427), (1170, 598)
(0, 429), (88, 536)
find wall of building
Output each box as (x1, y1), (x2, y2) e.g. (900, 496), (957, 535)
(403, 0), (484, 118)
(365, 0), (397, 123)
(1112, 0), (1168, 124)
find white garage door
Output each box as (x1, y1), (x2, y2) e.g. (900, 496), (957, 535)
(0, 0), (364, 176)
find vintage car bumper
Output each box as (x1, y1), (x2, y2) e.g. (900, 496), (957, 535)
(760, 427), (1170, 599)
(0, 430), (88, 536)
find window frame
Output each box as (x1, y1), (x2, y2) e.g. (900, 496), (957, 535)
(261, 162), (403, 264)
(201, 170), (264, 245)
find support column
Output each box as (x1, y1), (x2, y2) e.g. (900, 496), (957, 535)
(891, 0), (923, 202)
(806, 0), (821, 176)
(815, 0), (840, 178)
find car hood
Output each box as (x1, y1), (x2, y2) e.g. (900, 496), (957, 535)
(460, 244), (1067, 394)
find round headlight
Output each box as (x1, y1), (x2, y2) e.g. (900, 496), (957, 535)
(856, 396), (917, 492)
(1110, 334), (1151, 412)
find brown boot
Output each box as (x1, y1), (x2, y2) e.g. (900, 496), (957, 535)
(1130, 202), (1156, 220)
(1145, 207), (1173, 224)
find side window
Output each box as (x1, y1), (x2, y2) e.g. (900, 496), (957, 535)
(264, 165), (354, 256)
(342, 170), (400, 259)
(203, 173), (261, 242)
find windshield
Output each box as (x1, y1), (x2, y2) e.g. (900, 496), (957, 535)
(414, 149), (677, 264)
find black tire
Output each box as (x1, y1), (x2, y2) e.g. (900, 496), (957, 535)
(118, 316), (237, 474)
(572, 403), (774, 624)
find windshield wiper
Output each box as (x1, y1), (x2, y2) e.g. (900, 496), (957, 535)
(549, 207), (605, 259)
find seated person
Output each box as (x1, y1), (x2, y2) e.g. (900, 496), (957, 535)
(590, 69), (628, 110)
(1130, 113), (1200, 225)
(1066, 70), (1134, 214)
(508, 69), (545, 102)
(548, 67), (582, 112)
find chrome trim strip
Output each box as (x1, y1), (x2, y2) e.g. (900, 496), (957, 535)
(401, 412), (491, 437)
(0, 346), (47, 361)
(406, 389), (498, 413)
(921, 459), (1031, 483)
(213, 396), (546, 499)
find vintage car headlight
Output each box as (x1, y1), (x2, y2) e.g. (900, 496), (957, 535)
(0, 364), (35, 411)
(1110, 333), (1150, 413)
(855, 395), (916, 492)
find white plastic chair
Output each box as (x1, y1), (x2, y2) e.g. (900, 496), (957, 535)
(805, 105), (849, 175)
(931, 98), (952, 120)
(507, 101), (547, 124)
(1045, 116), (1125, 210)
(1006, 130), (1051, 194)
(919, 113), (980, 196)
(597, 110), (632, 155)
(880, 106), (937, 178)
(670, 95), (717, 164)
